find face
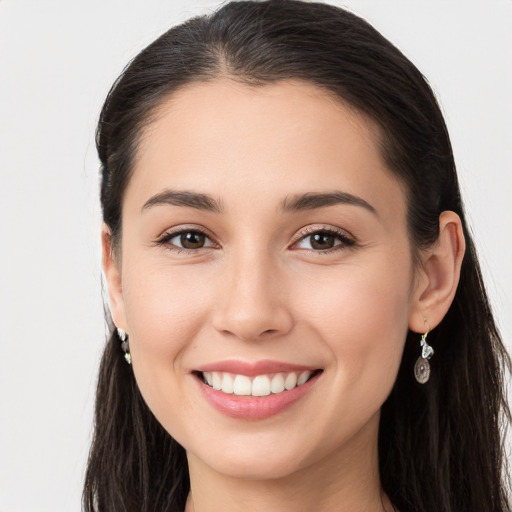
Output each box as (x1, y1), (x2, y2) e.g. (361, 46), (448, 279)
(107, 79), (422, 480)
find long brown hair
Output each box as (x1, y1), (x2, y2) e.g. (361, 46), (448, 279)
(84, 2), (511, 511)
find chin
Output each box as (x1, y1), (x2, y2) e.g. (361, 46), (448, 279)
(185, 433), (315, 481)
(204, 452), (308, 481)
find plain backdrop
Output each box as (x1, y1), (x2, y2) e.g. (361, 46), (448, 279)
(0, 1), (511, 510)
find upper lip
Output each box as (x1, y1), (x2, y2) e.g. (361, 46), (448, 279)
(195, 359), (320, 376)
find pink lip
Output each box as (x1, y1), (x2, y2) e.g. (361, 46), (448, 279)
(195, 359), (316, 376)
(194, 370), (322, 420)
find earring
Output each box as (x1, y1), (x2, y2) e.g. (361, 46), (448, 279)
(414, 331), (434, 384)
(117, 327), (132, 365)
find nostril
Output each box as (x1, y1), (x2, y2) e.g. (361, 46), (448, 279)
(211, 296), (294, 342)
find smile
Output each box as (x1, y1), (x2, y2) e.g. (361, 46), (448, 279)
(193, 362), (323, 420)
(200, 370), (316, 397)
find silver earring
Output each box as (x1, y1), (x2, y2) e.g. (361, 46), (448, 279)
(117, 327), (132, 365)
(414, 331), (434, 384)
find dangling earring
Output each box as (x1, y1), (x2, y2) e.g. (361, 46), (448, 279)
(414, 331), (434, 384)
(117, 327), (132, 365)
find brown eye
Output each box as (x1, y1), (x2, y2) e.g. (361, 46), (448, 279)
(158, 229), (216, 251)
(294, 228), (354, 252)
(180, 231), (206, 249)
(309, 232), (336, 250)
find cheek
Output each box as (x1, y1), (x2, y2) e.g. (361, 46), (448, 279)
(123, 261), (212, 349)
(120, 264), (225, 447)
(120, 261), (216, 410)
(295, 255), (412, 390)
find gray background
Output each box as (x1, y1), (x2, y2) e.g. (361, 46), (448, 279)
(1, 1), (511, 510)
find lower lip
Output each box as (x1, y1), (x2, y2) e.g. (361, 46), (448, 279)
(196, 372), (321, 420)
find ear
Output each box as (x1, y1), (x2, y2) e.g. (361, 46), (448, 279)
(409, 211), (466, 333)
(101, 223), (128, 332)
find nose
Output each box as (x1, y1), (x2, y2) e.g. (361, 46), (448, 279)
(211, 251), (294, 341)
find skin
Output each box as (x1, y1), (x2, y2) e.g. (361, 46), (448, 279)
(103, 79), (465, 512)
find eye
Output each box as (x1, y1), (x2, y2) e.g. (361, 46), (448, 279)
(293, 228), (355, 252)
(157, 229), (216, 251)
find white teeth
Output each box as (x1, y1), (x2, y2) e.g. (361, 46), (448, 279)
(212, 371), (222, 391)
(233, 375), (252, 395)
(252, 375), (271, 396)
(270, 373), (285, 393)
(297, 370), (312, 386)
(221, 373), (234, 394)
(284, 372), (298, 390)
(201, 370), (315, 396)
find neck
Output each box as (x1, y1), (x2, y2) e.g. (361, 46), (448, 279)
(185, 415), (393, 512)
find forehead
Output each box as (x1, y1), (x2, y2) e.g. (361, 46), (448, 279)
(127, 78), (406, 221)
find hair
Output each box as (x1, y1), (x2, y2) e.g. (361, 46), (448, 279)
(83, 1), (511, 511)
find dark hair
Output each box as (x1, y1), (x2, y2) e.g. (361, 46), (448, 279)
(84, 1), (511, 511)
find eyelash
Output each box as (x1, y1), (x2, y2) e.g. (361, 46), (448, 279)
(291, 226), (356, 254)
(155, 225), (356, 255)
(155, 227), (217, 254)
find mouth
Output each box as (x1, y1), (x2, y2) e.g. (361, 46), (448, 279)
(192, 360), (324, 419)
(193, 369), (323, 397)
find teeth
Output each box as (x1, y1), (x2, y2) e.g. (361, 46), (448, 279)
(221, 373), (234, 394)
(252, 375), (271, 396)
(270, 373), (285, 393)
(233, 375), (252, 395)
(212, 372), (222, 391)
(297, 371), (311, 386)
(284, 373), (298, 390)
(202, 370), (313, 396)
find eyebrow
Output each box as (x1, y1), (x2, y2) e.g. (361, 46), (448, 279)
(280, 191), (377, 215)
(141, 189), (376, 216)
(142, 189), (223, 213)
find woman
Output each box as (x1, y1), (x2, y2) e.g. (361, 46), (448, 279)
(83, 1), (511, 511)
